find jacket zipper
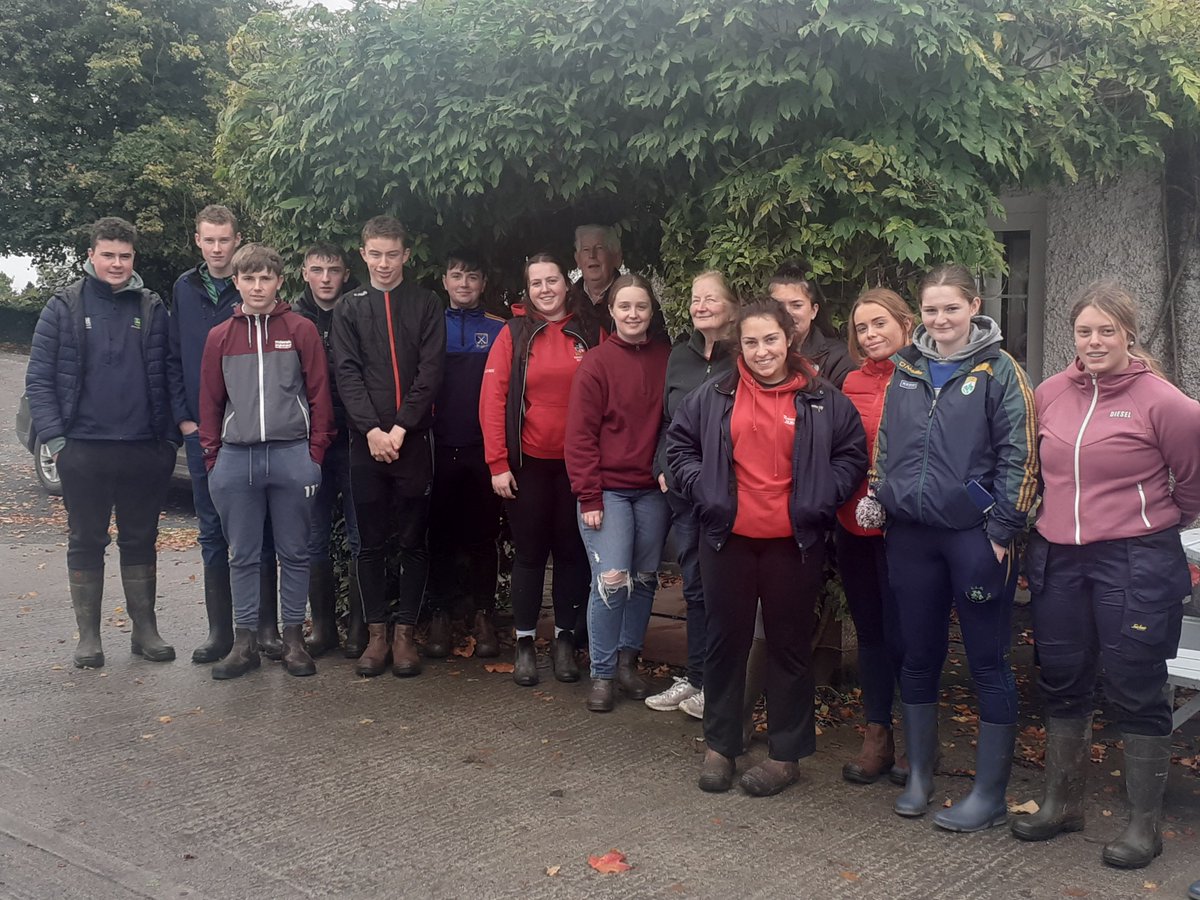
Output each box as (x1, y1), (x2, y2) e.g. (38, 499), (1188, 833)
(916, 390), (939, 521)
(255, 316), (267, 442)
(1072, 375), (1099, 545)
(516, 318), (550, 470)
(1136, 482), (1151, 529)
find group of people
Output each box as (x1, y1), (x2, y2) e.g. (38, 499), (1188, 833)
(24, 210), (1200, 875)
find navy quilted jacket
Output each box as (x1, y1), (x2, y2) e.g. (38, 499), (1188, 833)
(25, 278), (174, 445)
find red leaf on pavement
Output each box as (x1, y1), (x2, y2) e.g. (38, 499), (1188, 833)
(452, 636), (477, 658)
(588, 850), (631, 874)
(484, 662), (515, 674)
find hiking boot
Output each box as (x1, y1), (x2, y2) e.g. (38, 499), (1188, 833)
(212, 629), (260, 680)
(843, 723), (896, 784)
(281, 624), (316, 677)
(355, 623), (390, 677)
(391, 624), (421, 677)
(587, 678), (615, 712)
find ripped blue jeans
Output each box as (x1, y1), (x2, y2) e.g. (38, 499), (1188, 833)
(578, 488), (671, 679)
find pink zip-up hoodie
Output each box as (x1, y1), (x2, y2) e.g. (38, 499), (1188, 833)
(1034, 357), (1200, 545)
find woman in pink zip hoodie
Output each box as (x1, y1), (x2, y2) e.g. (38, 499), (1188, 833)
(1014, 282), (1200, 870)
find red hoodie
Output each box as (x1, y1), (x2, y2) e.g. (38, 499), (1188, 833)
(480, 308), (589, 473)
(565, 333), (670, 513)
(731, 357), (804, 539)
(836, 358), (894, 536)
(1035, 357), (1200, 545)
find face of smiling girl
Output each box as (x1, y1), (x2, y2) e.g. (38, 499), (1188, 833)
(610, 286), (652, 344)
(920, 284), (980, 357)
(739, 314), (790, 385)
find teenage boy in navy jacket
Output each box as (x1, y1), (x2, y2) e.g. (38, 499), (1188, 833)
(168, 205), (281, 665)
(425, 249), (506, 659)
(199, 244), (333, 680)
(26, 217), (178, 668)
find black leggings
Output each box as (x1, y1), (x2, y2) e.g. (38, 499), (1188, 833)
(700, 534), (825, 761)
(504, 456), (588, 633)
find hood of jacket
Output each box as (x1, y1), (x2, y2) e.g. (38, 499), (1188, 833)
(912, 315), (1002, 362)
(82, 261), (145, 294)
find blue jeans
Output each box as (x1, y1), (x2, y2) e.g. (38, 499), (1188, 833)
(579, 488), (670, 679)
(307, 431), (360, 559)
(209, 441), (321, 628)
(667, 490), (706, 688)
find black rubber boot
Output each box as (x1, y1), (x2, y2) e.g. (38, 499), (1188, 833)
(343, 561), (368, 659)
(472, 609), (499, 658)
(615, 648), (649, 699)
(281, 624), (316, 676)
(552, 631), (580, 683)
(256, 563), (283, 661)
(1101, 733), (1171, 869)
(587, 677), (615, 712)
(425, 611), (451, 659)
(1012, 716), (1092, 842)
(513, 635), (538, 687)
(122, 564), (176, 662)
(894, 702), (939, 817)
(212, 628), (260, 680)
(70, 568), (105, 668)
(934, 722), (1016, 832)
(304, 559), (339, 658)
(192, 563), (234, 663)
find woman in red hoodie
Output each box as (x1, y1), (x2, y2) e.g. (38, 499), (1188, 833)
(565, 274), (671, 712)
(836, 288), (914, 785)
(479, 253), (601, 687)
(1012, 282), (1200, 870)
(667, 298), (866, 796)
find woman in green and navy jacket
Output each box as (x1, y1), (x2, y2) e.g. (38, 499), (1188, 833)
(871, 264), (1037, 833)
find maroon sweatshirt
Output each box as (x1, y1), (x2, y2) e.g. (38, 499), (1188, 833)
(199, 301), (335, 469)
(565, 334), (670, 513)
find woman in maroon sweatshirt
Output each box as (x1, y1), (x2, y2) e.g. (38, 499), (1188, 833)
(565, 274), (671, 712)
(1013, 282), (1200, 869)
(479, 253), (601, 686)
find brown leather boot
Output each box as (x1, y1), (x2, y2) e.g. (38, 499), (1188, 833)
(843, 723), (897, 784)
(355, 623), (390, 677)
(740, 759), (801, 797)
(391, 624), (421, 677)
(472, 610), (499, 658)
(698, 749), (735, 793)
(281, 624), (316, 677)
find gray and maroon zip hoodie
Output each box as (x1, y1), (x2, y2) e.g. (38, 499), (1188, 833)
(198, 301), (335, 471)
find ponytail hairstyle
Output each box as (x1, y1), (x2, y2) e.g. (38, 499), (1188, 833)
(847, 287), (915, 364)
(1069, 280), (1165, 377)
(736, 296), (818, 386)
(917, 263), (982, 310)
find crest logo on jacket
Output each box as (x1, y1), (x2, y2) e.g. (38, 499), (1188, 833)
(961, 376), (977, 396)
(475, 333), (490, 349)
(573, 339), (586, 361)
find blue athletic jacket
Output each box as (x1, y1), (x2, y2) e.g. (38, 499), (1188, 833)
(433, 305), (507, 447)
(870, 330), (1038, 546)
(167, 265), (241, 426)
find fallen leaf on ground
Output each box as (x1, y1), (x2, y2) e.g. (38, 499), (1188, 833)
(1009, 799), (1039, 815)
(840, 871), (860, 882)
(588, 850), (631, 874)
(484, 662), (515, 673)
(157, 715), (172, 724)
(359, 718), (374, 725)
(452, 636), (477, 658)
(545, 866), (560, 877)
(1142, 882), (1158, 891)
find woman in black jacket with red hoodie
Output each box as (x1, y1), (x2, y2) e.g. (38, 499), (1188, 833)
(667, 298), (866, 796)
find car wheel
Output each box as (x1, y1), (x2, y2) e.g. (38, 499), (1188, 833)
(33, 438), (63, 496)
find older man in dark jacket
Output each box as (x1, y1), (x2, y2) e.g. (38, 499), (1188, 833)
(25, 217), (178, 669)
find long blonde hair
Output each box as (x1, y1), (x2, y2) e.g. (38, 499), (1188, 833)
(1069, 281), (1165, 377)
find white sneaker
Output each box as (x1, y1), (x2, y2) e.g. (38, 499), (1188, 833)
(644, 677), (699, 711)
(678, 689), (705, 720)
